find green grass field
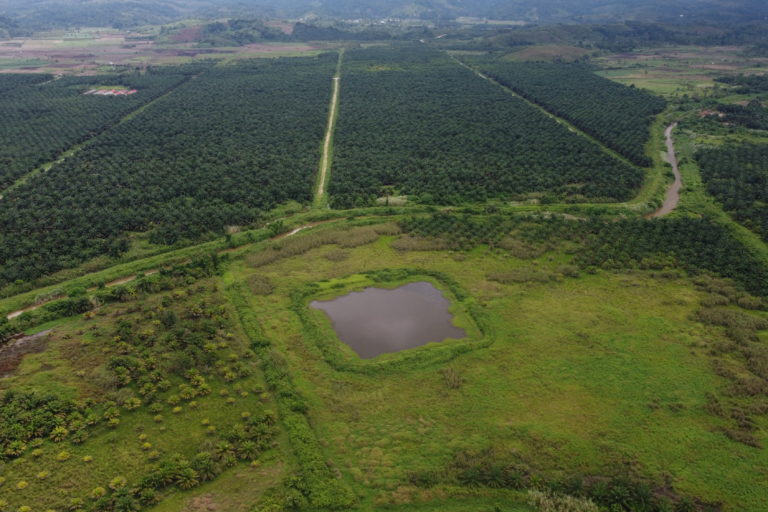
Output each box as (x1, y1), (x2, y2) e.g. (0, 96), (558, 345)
(226, 227), (767, 510)
(1, 214), (767, 511)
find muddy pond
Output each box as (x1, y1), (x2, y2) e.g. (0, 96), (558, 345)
(310, 281), (466, 359)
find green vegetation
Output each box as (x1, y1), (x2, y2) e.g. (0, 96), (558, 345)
(696, 144), (768, 242)
(0, 68), (193, 189)
(465, 58), (666, 166)
(0, 263), (284, 511)
(2, 27), (768, 512)
(0, 55), (336, 287)
(330, 45), (642, 208)
(224, 217), (767, 510)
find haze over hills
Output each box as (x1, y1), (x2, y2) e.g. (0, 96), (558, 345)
(0, 0), (767, 29)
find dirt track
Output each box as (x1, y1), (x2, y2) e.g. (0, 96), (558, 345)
(648, 123), (681, 218)
(316, 75), (341, 202)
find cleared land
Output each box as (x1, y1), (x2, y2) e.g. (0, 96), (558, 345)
(0, 32), (326, 75)
(595, 46), (768, 97)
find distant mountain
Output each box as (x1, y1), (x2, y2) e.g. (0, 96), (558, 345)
(0, 0), (766, 29)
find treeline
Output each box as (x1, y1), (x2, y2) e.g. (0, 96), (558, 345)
(572, 217), (768, 297)
(399, 213), (768, 297)
(193, 19), (285, 46)
(696, 144), (768, 242)
(330, 45), (642, 208)
(715, 73), (768, 94)
(442, 21), (768, 53)
(0, 54), (336, 286)
(0, 73), (49, 94)
(466, 58), (665, 166)
(716, 100), (768, 131)
(0, 67), (196, 189)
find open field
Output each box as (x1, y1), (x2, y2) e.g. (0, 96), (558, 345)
(0, 32), (327, 74)
(1, 215), (767, 511)
(595, 46), (768, 97)
(231, 228), (768, 510)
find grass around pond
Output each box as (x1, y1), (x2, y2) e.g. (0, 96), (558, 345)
(1, 219), (767, 510)
(226, 224), (768, 510)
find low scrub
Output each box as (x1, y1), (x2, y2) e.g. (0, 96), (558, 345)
(488, 269), (554, 284)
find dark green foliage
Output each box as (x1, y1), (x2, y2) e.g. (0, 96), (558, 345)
(0, 391), (78, 459)
(195, 19), (286, 46)
(0, 73), (50, 94)
(10, 254), (223, 331)
(717, 100), (768, 130)
(291, 22), (393, 41)
(400, 213), (768, 297)
(227, 283), (356, 510)
(400, 213), (522, 250)
(0, 316), (16, 342)
(0, 68), (192, 189)
(468, 59), (666, 166)
(0, 55), (336, 286)
(715, 73), (768, 94)
(696, 144), (768, 241)
(573, 217), (768, 297)
(411, 446), (711, 512)
(330, 45), (643, 208)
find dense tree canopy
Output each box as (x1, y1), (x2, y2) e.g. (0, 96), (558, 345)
(330, 45), (643, 208)
(0, 68), (194, 189)
(466, 58), (666, 166)
(0, 55), (336, 285)
(696, 144), (768, 241)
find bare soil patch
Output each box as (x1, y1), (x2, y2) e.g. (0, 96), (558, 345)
(0, 330), (52, 377)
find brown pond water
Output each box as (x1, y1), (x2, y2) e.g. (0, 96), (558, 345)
(310, 281), (466, 359)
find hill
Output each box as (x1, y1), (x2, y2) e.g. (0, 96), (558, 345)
(1, 0), (768, 29)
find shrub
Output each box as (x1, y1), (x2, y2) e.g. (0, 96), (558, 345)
(124, 397), (142, 410)
(247, 275), (275, 295)
(49, 426), (69, 442)
(488, 269), (553, 284)
(68, 497), (85, 510)
(441, 367), (463, 390)
(16, 481), (28, 490)
(82, 455), (93, 463)
(56, 451), (70, 461)
(90, 487), (107, 499)
(109, 476), (128, 491)
(36, 471), (49, 480)
(528, 489), (599, 512)
(324, 249), (350, 262)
